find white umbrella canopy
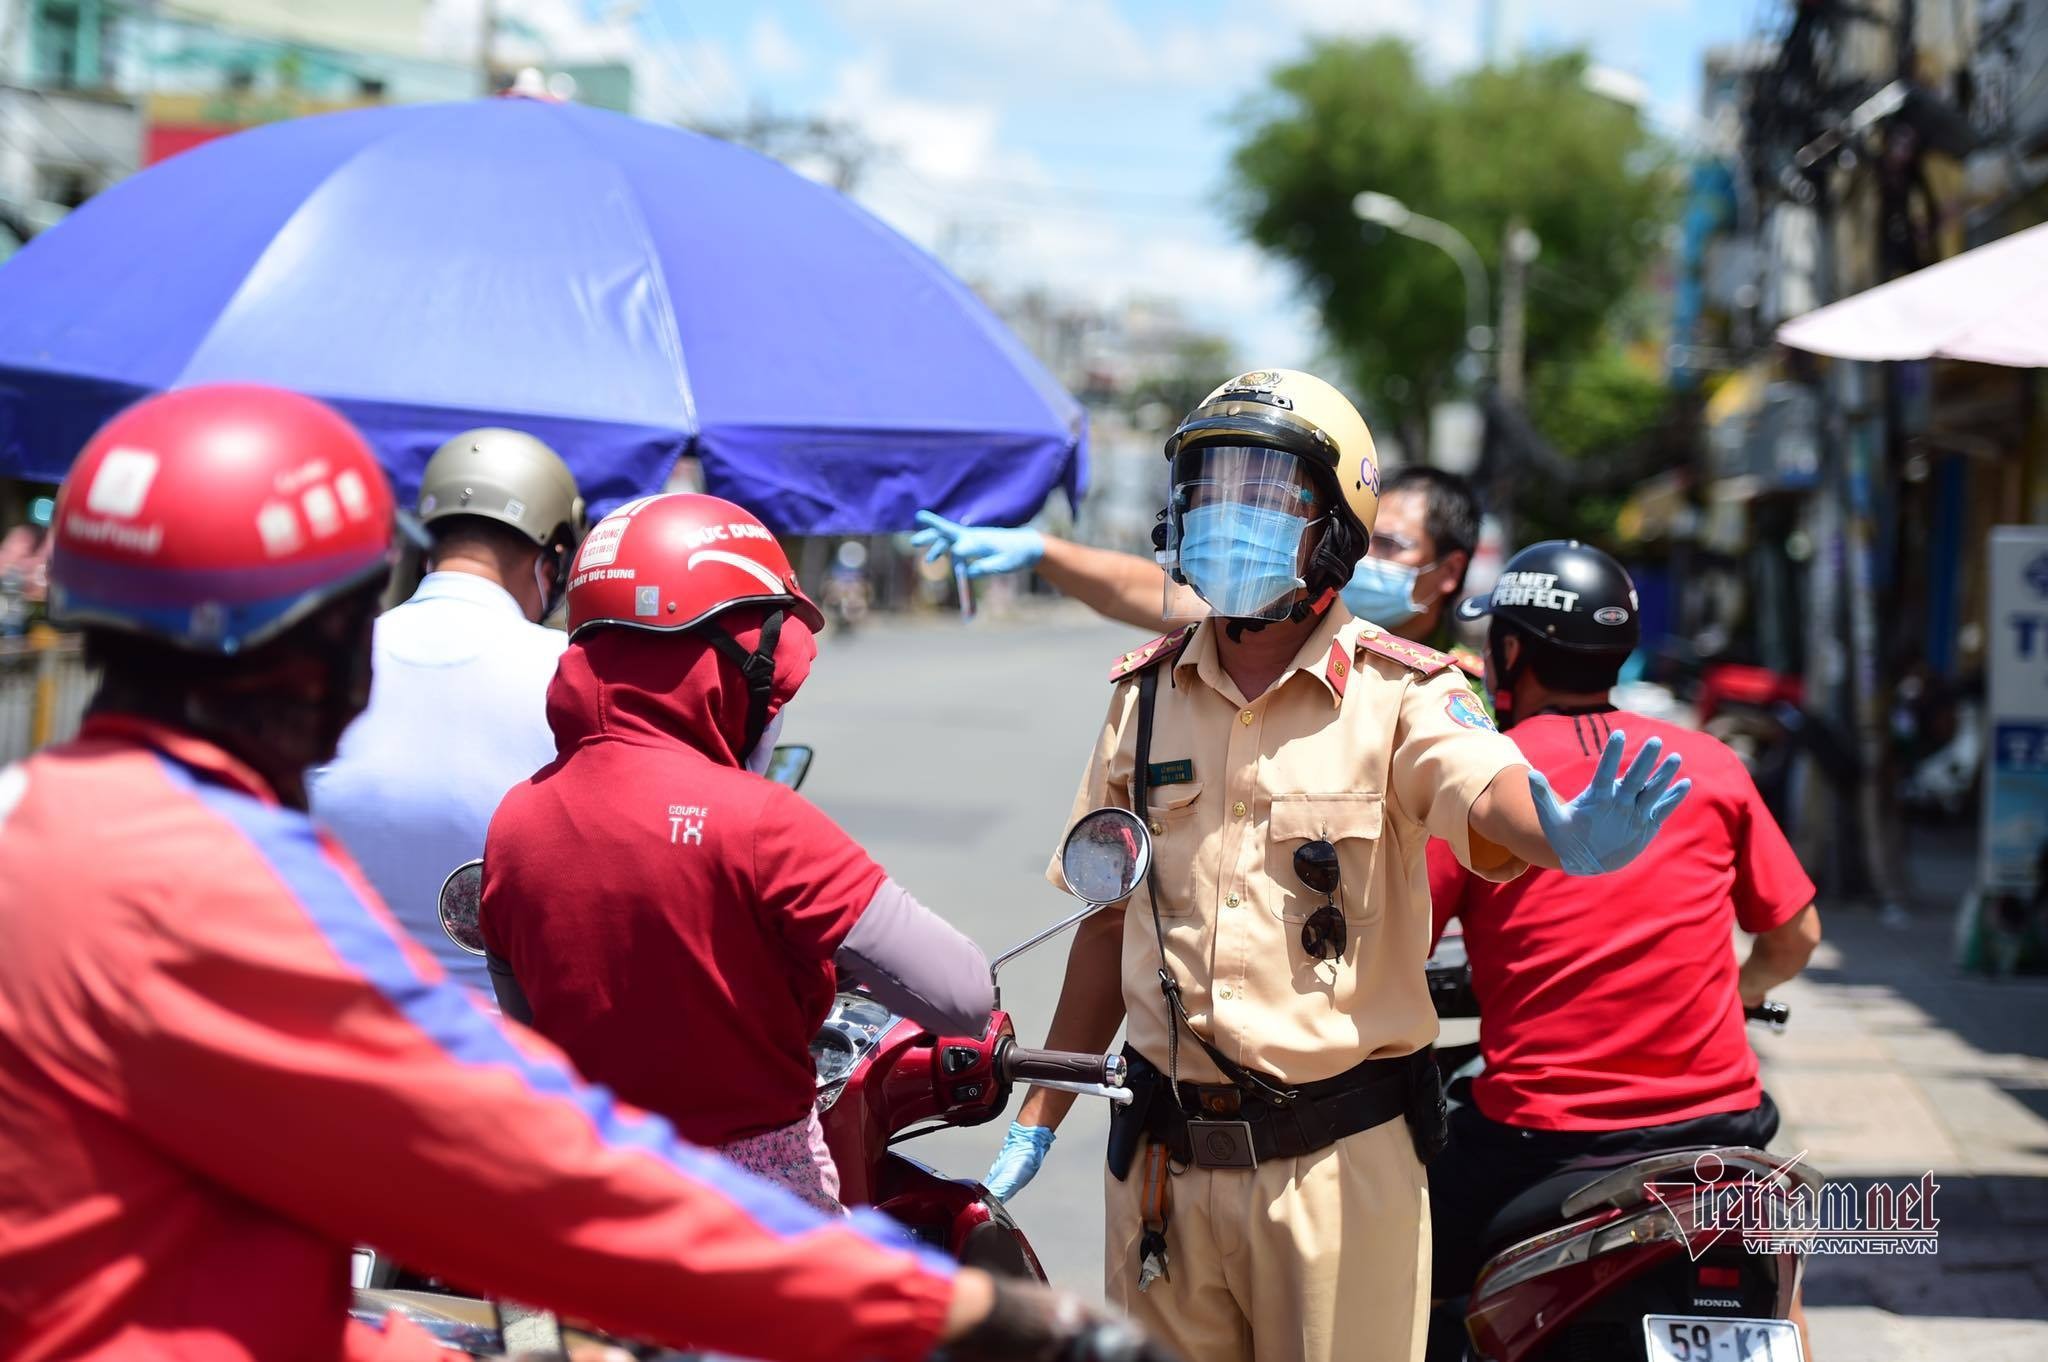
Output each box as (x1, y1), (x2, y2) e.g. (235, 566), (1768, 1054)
(1775, 222), (2048, 367)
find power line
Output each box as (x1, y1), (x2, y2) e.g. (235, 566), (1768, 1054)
(870, 155), (1206, 222)
(0, 82), (129, 170)
(644, 1), (723, 120)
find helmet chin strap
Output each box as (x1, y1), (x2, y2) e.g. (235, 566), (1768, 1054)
(703, 609), (786, 760)
(534, 530), (584, 622)
(1488, 627), (1527, 730)
(1220, 586), (1336, 642)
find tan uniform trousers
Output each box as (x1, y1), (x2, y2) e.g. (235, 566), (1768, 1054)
(1105, 1118), (1429, 1362)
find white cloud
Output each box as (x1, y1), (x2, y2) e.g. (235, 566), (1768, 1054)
(1267, 0), (1486, 72)
(748, 15), (806, 77)
(789, 43), (1326, 367)
(825, 59), (1015, 183)
(815, 0), (1251, 92)
(417, 0), (1712, 388)
(421, 0), (744, 122)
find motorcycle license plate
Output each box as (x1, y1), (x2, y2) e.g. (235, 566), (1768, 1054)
(1643, 1315), (1803, 1362)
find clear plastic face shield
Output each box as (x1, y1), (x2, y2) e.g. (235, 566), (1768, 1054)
(1159, 446), (1327, 622)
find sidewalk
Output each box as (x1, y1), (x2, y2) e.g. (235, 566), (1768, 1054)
(1755, 835), (2048, 1360)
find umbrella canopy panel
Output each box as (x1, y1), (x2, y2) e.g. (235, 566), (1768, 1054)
(1775, 221), (2048, 368)
(0, 99), (1085, 530)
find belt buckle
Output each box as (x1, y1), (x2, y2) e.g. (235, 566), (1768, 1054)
(1185, 1118), (1257, 1169)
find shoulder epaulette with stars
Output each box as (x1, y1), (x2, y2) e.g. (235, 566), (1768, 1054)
(1353, 624), (1453, 677)
(1109, 624), (1198, 682)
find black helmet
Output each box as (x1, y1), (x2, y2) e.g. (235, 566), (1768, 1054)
(1457, 541), (1637, 725)
(1455, 539), (1640, 653)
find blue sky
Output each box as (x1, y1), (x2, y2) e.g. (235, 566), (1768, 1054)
(463, 1), (1757, 366)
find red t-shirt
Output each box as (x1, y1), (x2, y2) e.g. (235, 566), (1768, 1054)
(484, 629), (886, 1147)
(1430, 710), (1815, 1131)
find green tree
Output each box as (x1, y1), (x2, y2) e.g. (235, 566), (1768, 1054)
(1228, 39), (1673, 462)
(1519, 346), (1673, 542)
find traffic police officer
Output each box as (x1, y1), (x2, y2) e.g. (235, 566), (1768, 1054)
(909, 469), (1484, 671)
(984, 371), (1693, 1362)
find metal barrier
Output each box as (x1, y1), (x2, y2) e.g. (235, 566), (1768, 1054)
(0, 628), (96, 765)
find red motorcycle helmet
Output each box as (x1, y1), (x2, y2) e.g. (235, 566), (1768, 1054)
(565, 492), (823, 751)
(49, 384), (396, 654)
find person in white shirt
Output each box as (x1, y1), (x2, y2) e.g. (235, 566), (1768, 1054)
(310, 428), (585, 1000)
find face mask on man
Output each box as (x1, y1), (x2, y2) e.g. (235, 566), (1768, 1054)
(744, 708), (786, 776)
(1341, 556), (1435, 630)
(1177, 502), (1318, 621)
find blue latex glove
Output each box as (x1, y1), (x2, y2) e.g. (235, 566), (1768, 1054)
(911, 510), (1046, 578)
(1527, 729), (1693, 876)
(983, 1121), (1057, 1202)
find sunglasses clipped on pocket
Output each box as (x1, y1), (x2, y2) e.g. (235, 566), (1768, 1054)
(1292, 839), (1345, 961)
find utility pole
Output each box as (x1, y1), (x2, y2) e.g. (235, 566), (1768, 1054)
(478, 0), (499, 95)
(697, 110), (872, 194)
(1497, 219), (1539, 405)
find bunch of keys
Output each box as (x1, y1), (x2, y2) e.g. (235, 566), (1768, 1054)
(1137, 1229), (1170, 1293)
(1136, 1143), (1171, 1292)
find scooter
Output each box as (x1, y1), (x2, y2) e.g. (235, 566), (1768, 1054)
(351, 751), (1152, 1353)
(1425, 935), (1811, 1362)
(811, 801), (1142, 1276)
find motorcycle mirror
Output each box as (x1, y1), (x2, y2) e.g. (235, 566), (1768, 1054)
(765, 743), (814, 790)
(1059, 806), (1153, 907)
(988, 809), (1155, 1006)
(437, 860), (487, 956)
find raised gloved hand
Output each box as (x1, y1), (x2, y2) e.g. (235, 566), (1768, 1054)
(942, 1274), (1181, 1362)
(1527, 729), (1692, 877)
(913, 511), (1046, 578)
(983, 1121), (1056, 1202)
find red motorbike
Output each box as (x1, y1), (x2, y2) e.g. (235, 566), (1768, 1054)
(1425, 932), (1811, 1362)
(812, 803), (1144, 1277)
(357, 764), (1151, 1351)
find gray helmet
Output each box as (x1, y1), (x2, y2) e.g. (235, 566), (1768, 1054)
(418, 428), (586, 551)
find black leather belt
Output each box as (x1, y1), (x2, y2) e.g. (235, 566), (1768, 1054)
(1130, 1047), (1423, 1168)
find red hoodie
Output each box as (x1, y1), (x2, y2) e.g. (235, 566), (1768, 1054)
(483, 612), (886, 1145)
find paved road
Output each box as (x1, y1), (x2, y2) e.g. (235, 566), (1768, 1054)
(1760, 910), (2048, 1360)
(797, 604), (1138, 1292)
(797, 609), (2048, 1358)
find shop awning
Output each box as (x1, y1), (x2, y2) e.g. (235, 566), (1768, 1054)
(1776, 221), (2048, 367)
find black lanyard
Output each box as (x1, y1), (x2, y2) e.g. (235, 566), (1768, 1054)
(1133, 666), (1296, 1111)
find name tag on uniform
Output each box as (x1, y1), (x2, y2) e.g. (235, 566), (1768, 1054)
(1146, 759), (1195, 787)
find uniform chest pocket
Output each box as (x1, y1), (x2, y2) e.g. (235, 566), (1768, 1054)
(1135, 781), (1204, 918)
(1268, 792), (1384, 925)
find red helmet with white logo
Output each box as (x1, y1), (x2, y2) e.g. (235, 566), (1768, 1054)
(49, 384), (395, 654)
(565, 493), (822, 639)
(565, 493), (821, 755)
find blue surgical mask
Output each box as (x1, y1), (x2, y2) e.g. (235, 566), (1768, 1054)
(1177, 502), (1310, 620)
(1342, 557), (1428, 629)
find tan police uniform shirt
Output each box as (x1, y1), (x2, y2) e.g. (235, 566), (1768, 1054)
(1050, 603), (1530, 1086)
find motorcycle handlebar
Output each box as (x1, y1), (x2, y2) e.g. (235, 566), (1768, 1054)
(1001, 1045), (1127, 1088)
(1745, 1000), (1790, 1027)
